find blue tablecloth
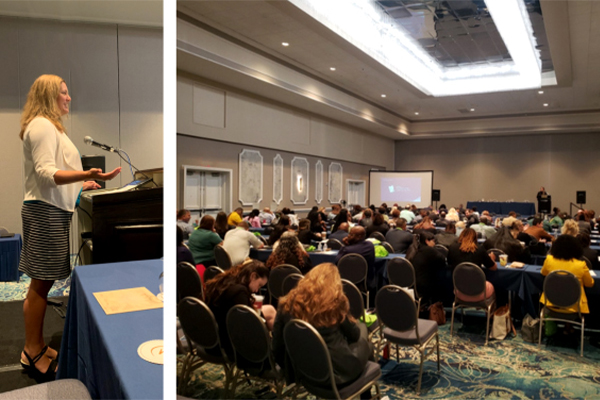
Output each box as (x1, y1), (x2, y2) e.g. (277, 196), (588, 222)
(466, 201), (536, 216)
(57, 260), (163, 399)
(0, 234), (21, 282)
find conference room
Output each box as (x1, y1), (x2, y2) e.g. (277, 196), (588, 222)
(176, 0), (600, 399)
(0, 1), (164, 399)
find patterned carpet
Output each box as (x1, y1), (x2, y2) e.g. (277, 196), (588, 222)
(178, 314), (600, 399)
(0, 255), (75, 301)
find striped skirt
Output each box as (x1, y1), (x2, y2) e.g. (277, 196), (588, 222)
(19, 201), (73, 281)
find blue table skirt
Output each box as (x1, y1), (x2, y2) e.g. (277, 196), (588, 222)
(57, 260), (163, 400)
(466, 201), (536, 216)
(0, 234), (22, 282)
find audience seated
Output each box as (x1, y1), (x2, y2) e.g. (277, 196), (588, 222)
(243, 208), (262, 228)
(388, 208), (401, 228)
(483, 226), (531, 264)
(227, 207), (244, 226)
(328, 203), (341, 221)
(281, 207), (299, 228)
(204, 260), (276, 359)
(502, 211), (518, 228)
(335, 226), (375, 289)
(435, 222), (458, 247)
(188, 215), (223, 267)
(259, 207), (276, 226)
(266, 232), (313, 274)
(331, 208), (352, 233)
(223, 221), (264, 266)
(465, 209), (479, 227)
(385, 217), (413, 253)
(561, 219), (579, 237)
(176, 209), (195, 240)
(272, 263), (372, 396)
(177, 227), (195, 266)
(471, 216), (497, 239)
(578, 233), (600, 270)
(413, 216), (437, 235)
(446, 207), (460, 222)
(330, 222), (350, 242)
(268, 215), (293, 246)
(540, 235), (594, 313)
(400, 206), (416, 224)
(576, 212), (592, 235)
(307, 208), (327, 234)
(214, 211), (231, 240)
(359, 209), (373, 228)
(298, 218), (324, 245)
(447, 228), (497, 272)
(366, 212), (390, 237)
(405, 231), (446, 304)
(525, 217), (555, 242)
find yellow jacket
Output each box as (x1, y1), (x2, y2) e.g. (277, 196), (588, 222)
(227, 212), (242, 226)
(540, 255), (595, 313)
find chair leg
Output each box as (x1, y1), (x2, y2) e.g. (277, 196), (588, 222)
(485, 305), (492, 345)
(374, 382), (382, 399)
(177, 353), (191, 394)
(538, 310), (544, 347)
(436, 333), (440, 372)
(450, 304), (456, 337)
(580, 317), (585, 357)
(416, 348), (425, 394)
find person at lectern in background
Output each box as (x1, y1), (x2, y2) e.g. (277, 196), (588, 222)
(536, 186), (548, 201)
(18, 74), (121, 379)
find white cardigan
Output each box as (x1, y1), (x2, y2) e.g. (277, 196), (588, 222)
(22, 117), (83, 212)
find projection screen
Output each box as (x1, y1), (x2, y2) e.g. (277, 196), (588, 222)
(369, 170), (434, 209)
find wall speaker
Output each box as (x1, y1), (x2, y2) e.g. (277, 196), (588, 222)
(432, 189), (441, 202)
(576, 191), (586, 204)
(81, 155), (106, 189)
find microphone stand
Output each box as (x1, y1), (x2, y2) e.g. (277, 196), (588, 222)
(114, 148), (158, 187)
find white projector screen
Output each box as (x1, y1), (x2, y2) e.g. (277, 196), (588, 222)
(369, 170), (434, 209)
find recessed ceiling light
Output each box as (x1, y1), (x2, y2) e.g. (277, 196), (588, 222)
(330, 67), (336, 71)
(281, 42), (289, 47)
(543, 103), (549, 107)
(470, 108), (475, 112)
(538, 90), (544, 94)
(414, 112), (419, 115)
(381, 94), (386, 98)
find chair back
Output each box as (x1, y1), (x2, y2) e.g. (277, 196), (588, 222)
(256, 235), (268, 245)
(283, 319), (337, 393)
(369, 231), (386, 242)
(381, 241), (394, 254)
(227, 305), (274, 371)
(327, 238), (344, 250)
(582, 257), (592, 270)
(337, 253), (368, 286)
(543, 270), (582, 311)
(269, 264), (302, 301)
(453, 262), (486, 298)
(203, 266), (225, 284)
(386, 257), (419, 297)
(214, 245), (233, 270)
(341, 279), (366, 321)
(282, 273), (303, 296)
(177, 262), (203, 303)
(434, 244), (449, 258)
(376, 285), (418, 333)
(487, 248), (506, 259)
(178, 297), (225, 357)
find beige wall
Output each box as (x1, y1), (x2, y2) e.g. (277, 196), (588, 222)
(177, 74), (395, 170)
(395, 133), (600, 214)
(178, 135), (381, 216)
(0, 16), (162, 234)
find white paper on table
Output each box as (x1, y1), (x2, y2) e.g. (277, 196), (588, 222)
(590, 270), (597, 277)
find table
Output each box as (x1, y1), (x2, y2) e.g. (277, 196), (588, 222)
(0, 234), (22, 282)
(466, 201), (536, 216)
(57, 260), (163, 399)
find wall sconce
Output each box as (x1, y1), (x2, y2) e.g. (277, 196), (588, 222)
(296, 174), (303, 192)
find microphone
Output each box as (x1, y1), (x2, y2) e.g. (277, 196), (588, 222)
(84, 136), (117, 152)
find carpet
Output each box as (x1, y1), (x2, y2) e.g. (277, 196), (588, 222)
(179, 314), (600, 399)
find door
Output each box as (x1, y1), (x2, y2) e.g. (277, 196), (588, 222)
(347, 180), (366, 208)
(182, 166), (232, 221)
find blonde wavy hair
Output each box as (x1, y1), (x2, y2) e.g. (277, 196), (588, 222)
(279, 263), (352, 328)
(561, 219), (579, 236)
(20, 74), (66, 139)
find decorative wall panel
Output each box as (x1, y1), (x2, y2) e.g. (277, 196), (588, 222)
(315, 160), (323, 204)
(291, 157), (309, 205)
(239, 149), (263, 206)
(328, 162), (343, 203)
(273, 154), (283, 204)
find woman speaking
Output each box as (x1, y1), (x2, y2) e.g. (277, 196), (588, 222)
(19, 74), (121, 379)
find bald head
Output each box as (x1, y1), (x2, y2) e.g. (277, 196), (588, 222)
(237, 221), (250, 230)
(338, 222), (349, 232)
(348, 226), (366, 242)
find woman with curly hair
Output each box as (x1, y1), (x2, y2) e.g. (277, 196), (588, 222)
(561, 218), (579, 237)
(272, 263), (372, 393)
(204, 260), (276, 358)
(266, 232), (313, 274)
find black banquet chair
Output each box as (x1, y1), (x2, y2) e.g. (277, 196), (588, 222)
(268, 264), (302, 304)
(327, 238), (344, 250)
(177, 262), (203, 303)
(177, 297), (236, 396)
(337, 253), (370, 308)
(450, 262), (496, 345)
(283, 319), (382, 400)
(538, 270), (586, 356)
(369, 231), (386, 242)
(203, 266), (225, 284)
(214, 245), (233, 270)
(282, 273), (303, 297)
(375, 285), (440, 394)
(386, 257), (421, 308)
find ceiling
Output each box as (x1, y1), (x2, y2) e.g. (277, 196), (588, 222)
(177, 0), (600, 140)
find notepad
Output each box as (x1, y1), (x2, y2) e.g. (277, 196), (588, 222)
(94, 287), (163, 315)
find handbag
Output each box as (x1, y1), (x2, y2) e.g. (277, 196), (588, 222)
(428, 302), (446, 326)
(490, 305), (516, 340)
(521, 314), (540, 343)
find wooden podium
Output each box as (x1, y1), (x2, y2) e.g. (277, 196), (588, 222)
(78, 187), (163, 264)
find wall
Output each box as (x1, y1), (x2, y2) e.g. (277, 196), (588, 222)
(177, 74), (395, 170)
(177, 135), (381, 216)
(0, 16), (162, 234)
(395, 133), (600, 214)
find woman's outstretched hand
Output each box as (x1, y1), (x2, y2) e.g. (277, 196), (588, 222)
(89, 167), (122, 181)
(83, 181), (102, 191)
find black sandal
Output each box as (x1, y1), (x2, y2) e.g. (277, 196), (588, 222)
(21, 346), (58, 380)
